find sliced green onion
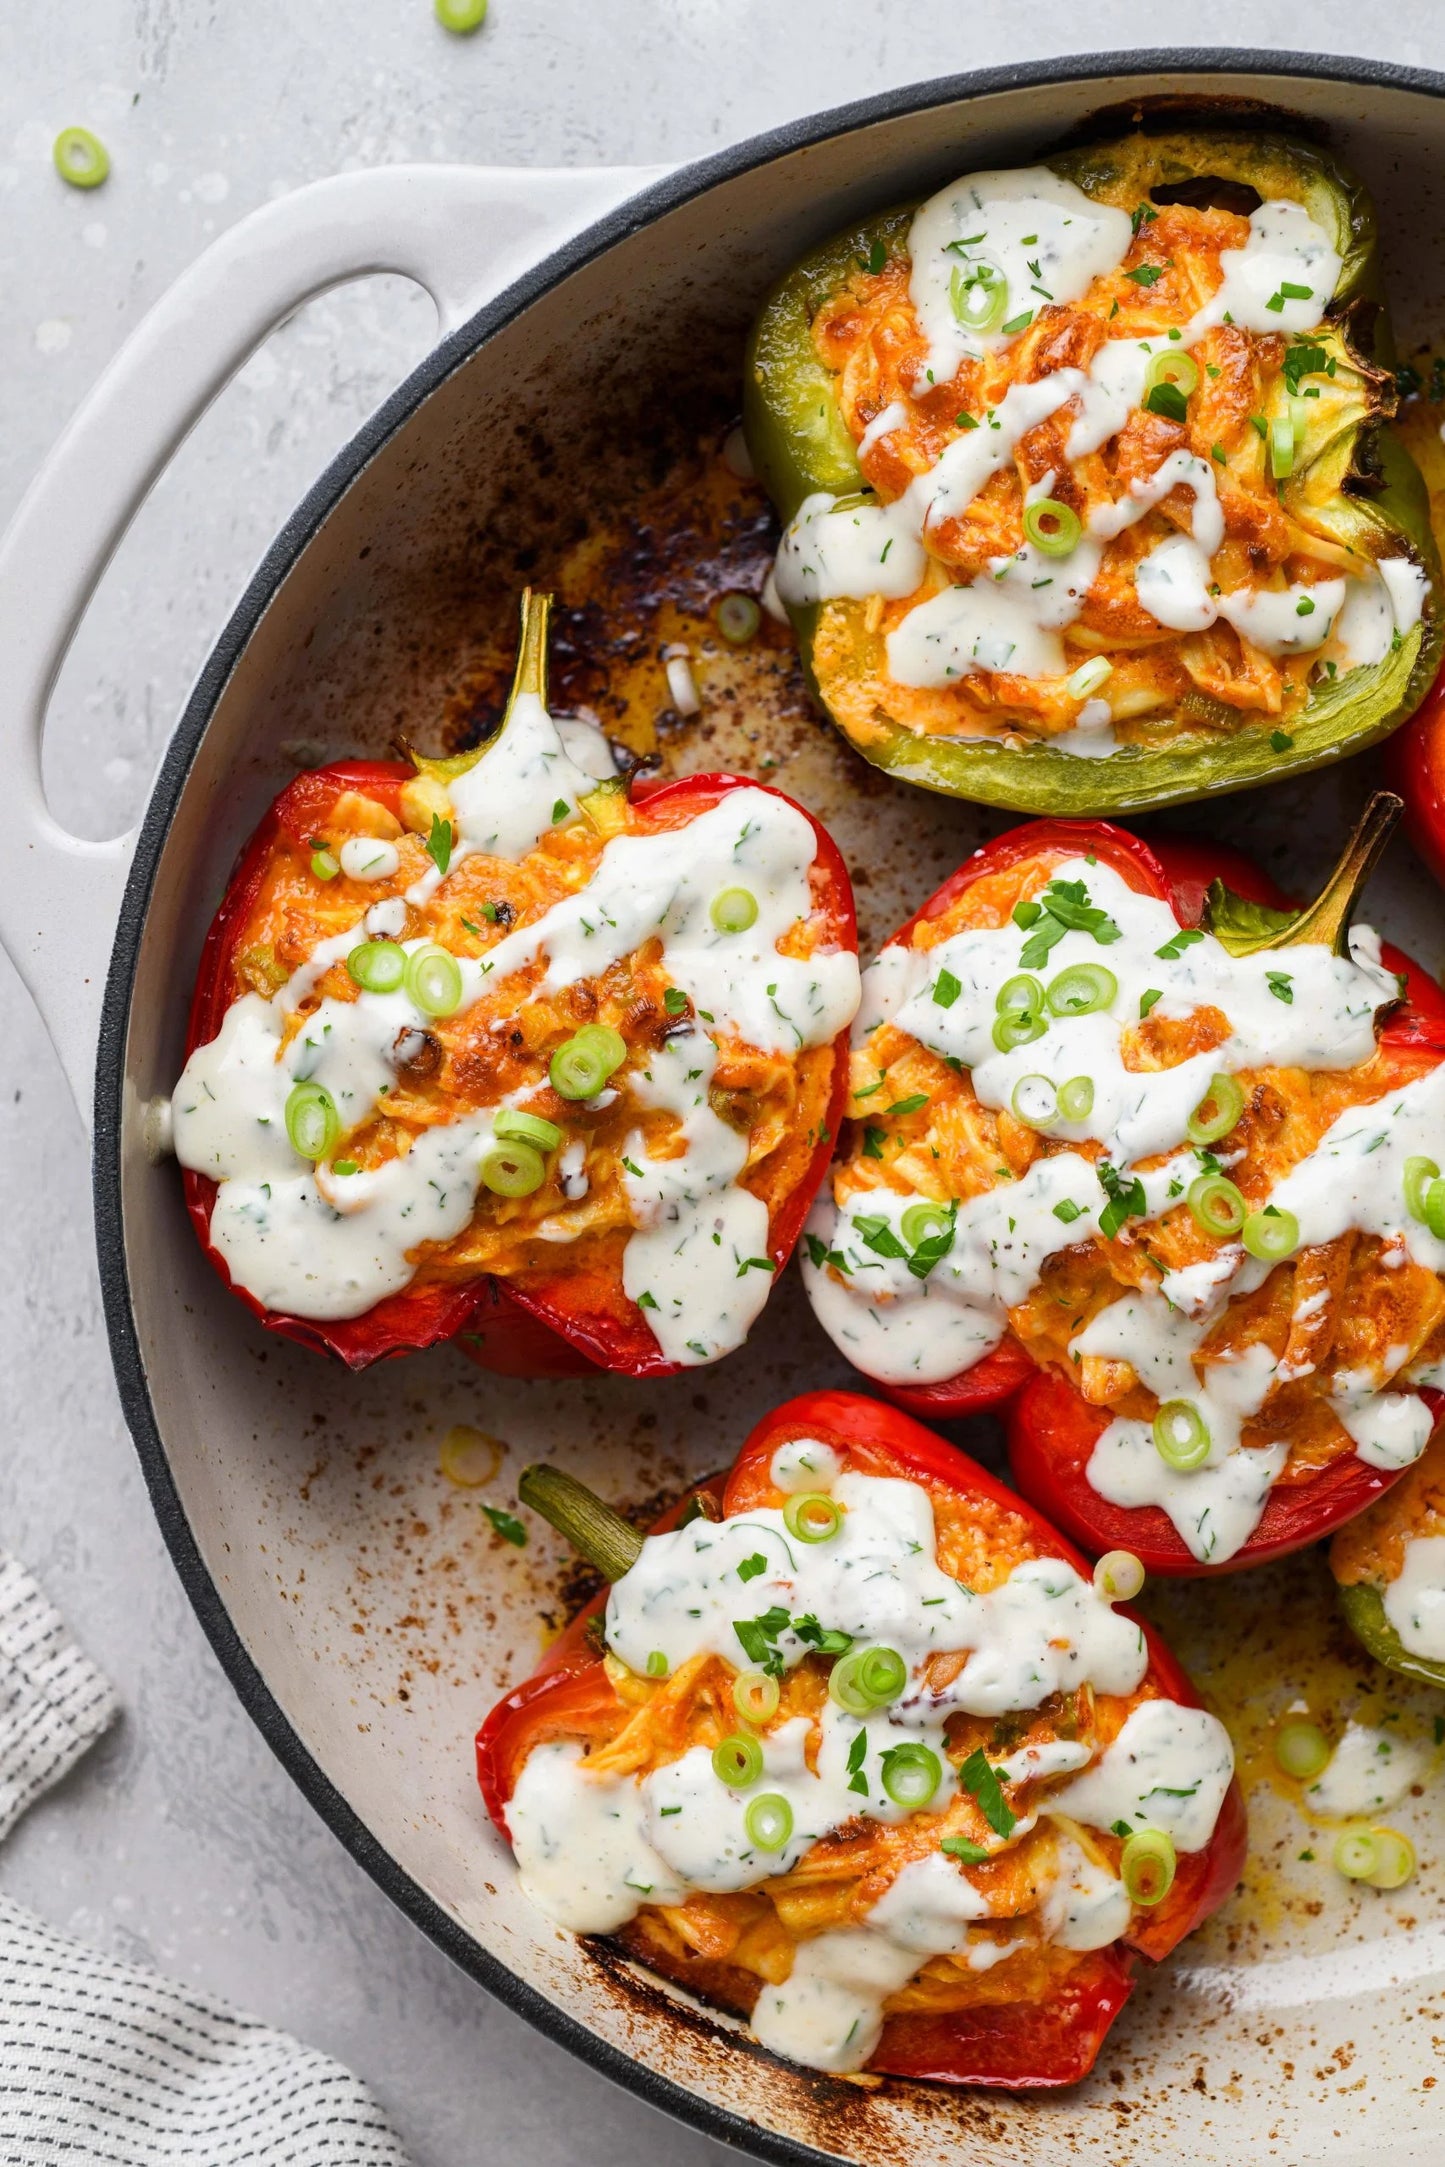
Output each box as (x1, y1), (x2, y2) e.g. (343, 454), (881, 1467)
(712, 1733), (765, 1788)
(901, 1202), (951, 1247)
(783, 1493), (842, 1544)
(997, 972), (1044, 1014)
(1270, 415), (1295, 479)
(405, 944), (463, 1018)
(550, 1024), (628, 1100)
(710, 886), (759, 934)
(1093, 1550), (1144, 1602)
(1242, 1206), (1300, 1263)
(733, 1671), (781, 1726)
(1121, 1827), (1176, 1906)
(992, 972), (1046, 1052)
(1066, 657), (1113, 701)
(494, 1108), (563, 1152)
(1428, 1179), (1445, 1242)
(347, 939), (406, 994)
(950, 262), (1007, 333)
(1022, 498), (1082, 557)
(1188, 1172), (1247, 1238)
(1404, 1155), (1441, 1224)
(1274, 1718), (1330, 1781)
(993, 1010), (1046, 1053)
(1186, 1073), (1244, 1145)
(1011, 1074), (1058, 1129)
(1046, 963), (1117, 1018)
(715, 593), (762, 644)
(645, 1650), (668, 1678)
(828, 1643), (905, 1715)
(859, 1646), (906, 1703)
(478, 1137), (546, 1197)
(880, 1743), (943, 1810)
(1152, 1399), (1211, 1471)
(1333, 1827), (1379, 1882)
(744, 1793), (794, 1852)
(53, 126), (109, 189)
(285, 1081), (340, 1162)
(1057, 1075), (1095, 1122)
(435, 0), (487, 29)
(310, 848), (340, 882)
(1143, 349), (1199, 402)
(1364, 1826), (1416, 1890)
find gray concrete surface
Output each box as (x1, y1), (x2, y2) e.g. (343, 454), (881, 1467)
(0, 6), (1439, 2163)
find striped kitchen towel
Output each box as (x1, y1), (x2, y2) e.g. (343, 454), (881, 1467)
(0, 1552), (411, 2165)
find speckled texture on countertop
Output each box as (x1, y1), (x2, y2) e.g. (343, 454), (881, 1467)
(2, 7), (1444, 2163)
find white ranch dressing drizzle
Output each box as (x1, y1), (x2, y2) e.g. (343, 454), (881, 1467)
(171, 751), (858, 1354)
(1382, 1535), (1445, 1661)
(504, 1455), (1232, 2074)
(804, 855), (1435, 1558)
(1304, 1722), (1426, 1817)
(775, 182), (1431, 715)
(905, 167), (1132, 387)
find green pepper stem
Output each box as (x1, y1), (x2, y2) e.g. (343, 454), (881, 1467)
(517, 1463), (642, 1581)
(1273, 790), (1403, 956)
(1206, 790), (1403, 958)
(509, 586), (550, 712)
(404, 586), (554, 783)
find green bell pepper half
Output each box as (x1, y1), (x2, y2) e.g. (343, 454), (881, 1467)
(1337, 1578), (1445, 1692)
(744, 128), (1443, 815)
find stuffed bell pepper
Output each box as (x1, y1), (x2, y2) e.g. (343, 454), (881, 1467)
(477, 1391), (1245, 2085)
(169, 591), (860, 1373)
(746, 129), (1441, 813)
(802, 796), (1445, 1572)
(1331, 1421), (1445, 1688)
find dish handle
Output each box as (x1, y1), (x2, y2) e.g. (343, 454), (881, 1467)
(0, 161), (667, 1127)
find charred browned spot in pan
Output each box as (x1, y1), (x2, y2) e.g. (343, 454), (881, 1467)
(579, 1935), (1017, 2148)
(1051, 93), (1334, 152)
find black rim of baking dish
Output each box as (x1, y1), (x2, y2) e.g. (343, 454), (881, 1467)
(93, 46), (1445, 2167)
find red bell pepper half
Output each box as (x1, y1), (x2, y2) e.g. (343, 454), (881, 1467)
(476, 1389), (1247, 2090)
(182, 763), (855, 1375)
(1387, 657), (1445, 892)
(829, 812), (1445, 1574)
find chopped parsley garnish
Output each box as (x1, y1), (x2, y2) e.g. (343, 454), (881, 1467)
(886, 1094), (930, 1117)
(737, 1552), (768, 1583)
(1053, 1198), (1086, 1225)
(862, 1125), (887, 1160)
(1138, 987), (1163, 1019)
(735, 1256), (776, 1278)
(956, 410), (979, 430)
(1266, 970), (1294, 1004)
(1110, 1819), (1134, 1839)
(733, 1606), (792, 1675)
(959, 1746), (1016, 1839)
(663, 986), (688, 1015)
(1270, 729), (1294, 752)
(933, 966), (962, 1008)
(792, 1614), (853, 1655)
(1001, 309), (1033, 335)
(805, 1232), (851, 1275)
(1154, 926), (1203, 961)
(1144, 381), (1188, 424)
(1097, 1160), (1147, 1239)
(846, 1727), (870, 1797)
(1014, 877), (1121, 970)
(636, 1290), (658, 1310)
(941, 1835), (991, 1863)
(551, 797), (570, 823)
(862, 237), (887, 275)
(425, 812), (453, 876)
(481, 1505), (527, 1547)
(1283, 339), (1329, 393)
(1125, 262), (1165, 287)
